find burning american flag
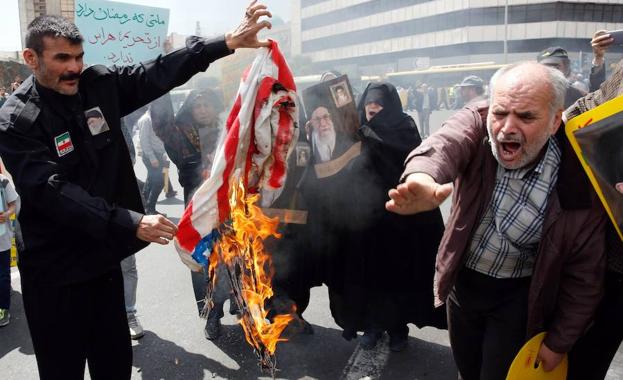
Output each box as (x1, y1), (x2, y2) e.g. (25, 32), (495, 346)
(174, 40), (299, 373)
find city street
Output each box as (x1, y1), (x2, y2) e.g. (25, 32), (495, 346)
(1, 110), (622, 379)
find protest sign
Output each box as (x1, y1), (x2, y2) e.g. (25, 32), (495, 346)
(566, 94), (623, 241)
(75, 0), (169, 66)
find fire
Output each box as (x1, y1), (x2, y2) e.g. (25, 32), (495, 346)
(207, 178), (294, 369)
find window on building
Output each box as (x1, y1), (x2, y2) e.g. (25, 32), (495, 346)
(526, 4), (542, 23)
(509, 5), (527, 24)
(541, 3), (556, 22)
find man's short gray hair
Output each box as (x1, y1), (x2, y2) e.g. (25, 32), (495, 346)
(489, 62), (567, 114)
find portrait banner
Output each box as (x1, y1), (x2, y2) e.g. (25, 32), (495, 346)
(566, 94), (623, 241)
(75, 0), (170, 66)
(302, 75), (359, 138)
(301, 75), (360, 173)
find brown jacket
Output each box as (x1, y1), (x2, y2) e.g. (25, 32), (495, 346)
(402, 100), (607, 353)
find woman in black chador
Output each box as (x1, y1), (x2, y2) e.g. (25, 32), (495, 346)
(327, 82), (447, 352)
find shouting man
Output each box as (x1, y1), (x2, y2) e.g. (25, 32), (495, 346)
(387, 62), (606, 380)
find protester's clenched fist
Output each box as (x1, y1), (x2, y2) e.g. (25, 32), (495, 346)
(136, 214), (178, 245)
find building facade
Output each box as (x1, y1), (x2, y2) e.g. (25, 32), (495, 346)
(19, 0), (75, 48)
(293, 0), (623, 77)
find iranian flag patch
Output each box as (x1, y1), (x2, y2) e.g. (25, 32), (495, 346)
(54, 131), (74, 157)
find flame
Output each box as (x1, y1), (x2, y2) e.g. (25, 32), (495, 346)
(209, 178), (294, 361)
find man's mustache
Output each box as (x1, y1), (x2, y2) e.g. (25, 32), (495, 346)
(60, 73), (80, 81)
(496, 132), (523, 144)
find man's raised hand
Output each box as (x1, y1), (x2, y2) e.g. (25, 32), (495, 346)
(591, 30), (614, 67)
(225, 1), (272, 50)
(386, 172), (452, 215)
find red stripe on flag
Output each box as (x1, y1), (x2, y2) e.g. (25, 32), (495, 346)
(217, 94), (243, 222)
(176, 201), (202, 252)
(246, 73), (277, 186)
(246, 116), (257, 194)
(268, 102), (293, 188)
(254, 77), (277, 120)
(269, 40), (296, 92)
(248, 77), (279, 194)
(226, 94), (243, 132)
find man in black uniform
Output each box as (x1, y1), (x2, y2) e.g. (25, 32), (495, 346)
(0, 2), (272, 378)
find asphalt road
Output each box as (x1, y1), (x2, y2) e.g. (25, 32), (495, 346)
(1, 109), (621, 379)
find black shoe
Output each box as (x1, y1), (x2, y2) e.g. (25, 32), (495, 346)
(342, 328), (357, 341)
(165, 190), (178, 199)
(360, 330), (382, 350)
(389, 334), (408, 352)
(204, 317), (221, 340)
(229, 300), (241, 316)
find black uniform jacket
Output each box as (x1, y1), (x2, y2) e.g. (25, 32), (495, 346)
(0, 36), (232, 286)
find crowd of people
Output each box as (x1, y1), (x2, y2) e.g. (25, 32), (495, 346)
(0, 76), (24, 108)
(0, 2), (622, 379)
(391, 31), (611, 141)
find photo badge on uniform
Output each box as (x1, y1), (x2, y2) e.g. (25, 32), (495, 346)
(84, 106), (110, 136)
(54, 131), (74, 157)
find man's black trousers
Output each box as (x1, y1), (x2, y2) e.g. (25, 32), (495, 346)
(22, 268), (131, 380)
(447, 268), (530, 380)
(568, 270), (623, 380)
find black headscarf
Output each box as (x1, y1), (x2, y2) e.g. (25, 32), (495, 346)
(356, 81), (421, 189)
(358, 81), (412, 131)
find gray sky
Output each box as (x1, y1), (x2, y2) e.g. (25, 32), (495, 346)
(1, 1), (20, 51)
(0, 0), (290, 51)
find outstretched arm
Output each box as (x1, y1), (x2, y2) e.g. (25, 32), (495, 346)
(386, 105), (487, 215)
(386, 173), (452, 215)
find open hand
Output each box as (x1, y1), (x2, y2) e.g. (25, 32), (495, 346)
(225, 1), (272, 50)
(136, 214), (178, 245)
(386, 172), (452, 215)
